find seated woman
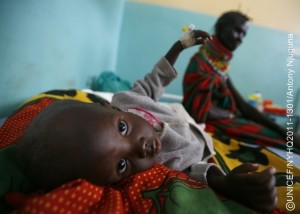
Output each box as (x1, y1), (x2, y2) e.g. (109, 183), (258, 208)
(182, 11), (300, 151)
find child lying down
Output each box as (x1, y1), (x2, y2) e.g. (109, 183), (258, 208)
(12, 29), (276, 212)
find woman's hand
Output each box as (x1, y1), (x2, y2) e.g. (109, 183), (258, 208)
(207, 163), (277, 212)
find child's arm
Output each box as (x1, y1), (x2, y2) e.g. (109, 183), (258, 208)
(112, 29), (211, 107)
(207, 163), (277, 212)
(128, 30), (211, 102)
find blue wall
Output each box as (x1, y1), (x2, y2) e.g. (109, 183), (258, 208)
(116, 2), (300, 111)
(1, 1), (299, 118)
(0, 0), (124, 118)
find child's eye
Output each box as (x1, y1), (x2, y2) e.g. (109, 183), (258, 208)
(119, 120), (128, 136)
(117, 159), (127, 174)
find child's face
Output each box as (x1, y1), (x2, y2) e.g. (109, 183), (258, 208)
(77, 103), (162, 185)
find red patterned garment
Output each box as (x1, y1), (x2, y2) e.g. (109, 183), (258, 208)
(5, 164), (286, 214)
(182, 37), (235, 124)
(205, 117), (291, 151)
(182, 38), (289, 151)
(6, 165), (208, 213)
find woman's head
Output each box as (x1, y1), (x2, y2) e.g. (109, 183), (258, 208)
(214, 11), (250, 51)
(16, 99), (161, 190)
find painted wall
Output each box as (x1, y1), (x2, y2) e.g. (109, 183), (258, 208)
(1, 0), (299, 118)
(0, 0), (124, 118)
(130, 0), (300, 35)
(116, 1), (300, 112)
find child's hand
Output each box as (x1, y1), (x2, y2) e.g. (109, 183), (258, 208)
(208, 163), (277, 212)
(180, 28), (211, 48)
(165, 28), (211, 65)
(193, 30), (212, 45)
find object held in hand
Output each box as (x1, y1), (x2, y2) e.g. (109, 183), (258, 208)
(180, 24), (196, 48)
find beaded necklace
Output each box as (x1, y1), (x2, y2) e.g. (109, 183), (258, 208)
(199, 37), (232, 80)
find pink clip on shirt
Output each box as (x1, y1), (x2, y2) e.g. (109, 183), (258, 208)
(127, 107), (163, 132)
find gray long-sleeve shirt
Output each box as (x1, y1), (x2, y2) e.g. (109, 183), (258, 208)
(112, 57), (224, 183)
